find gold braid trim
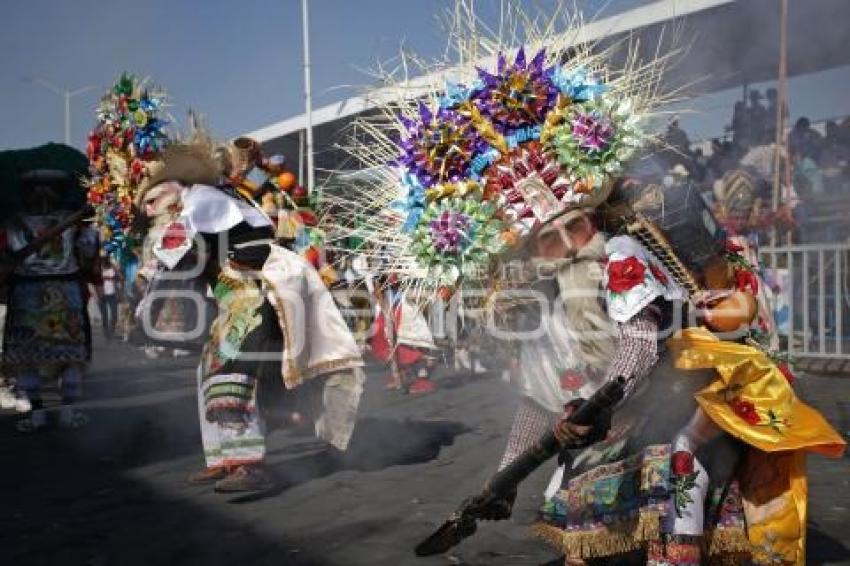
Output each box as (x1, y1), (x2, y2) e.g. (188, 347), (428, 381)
(532, 509), (662, 559)
(705, 528), (753, 564)
(457, 102), (508, 154)
(284, 356), (364, 386)
(626, 213), (701, 295)
(539, 94), (572, 146)
(425, 179), (482, 202)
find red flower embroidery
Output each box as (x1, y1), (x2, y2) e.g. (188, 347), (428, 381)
(671, 450), (695, 476)
(649, 263), (669, 286)
(725, 240), (745, 253)
(607, 257), (646, 293)
(559, 370), (584, 391)
(730, 397), (761, 425)
(161, 222), (188, 250)
(735, 269), (759, 294)
(778, 363), (795, 385)
(670, 451), (700, 517)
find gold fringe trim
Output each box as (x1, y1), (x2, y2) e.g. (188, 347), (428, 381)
(532, 510), (662, 559)
(704, 552), (753, 566)
(705, 527), (753, 557)
(285, 356), (365, 387)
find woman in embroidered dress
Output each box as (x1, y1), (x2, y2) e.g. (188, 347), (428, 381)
(1, 170), (98, 431)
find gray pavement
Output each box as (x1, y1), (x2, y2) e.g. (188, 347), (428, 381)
(1, 336), (849, 566)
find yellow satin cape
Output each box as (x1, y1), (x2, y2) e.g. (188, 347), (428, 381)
(668, 327), (846, 565)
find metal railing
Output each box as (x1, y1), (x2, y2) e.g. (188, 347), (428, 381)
(761, 243), (850, 359)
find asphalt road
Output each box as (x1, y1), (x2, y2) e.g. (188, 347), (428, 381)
(1, 336), (849, 566)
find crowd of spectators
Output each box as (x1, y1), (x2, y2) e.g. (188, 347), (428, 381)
(649, 88), (850, 243)
(658, 88), (850, 196)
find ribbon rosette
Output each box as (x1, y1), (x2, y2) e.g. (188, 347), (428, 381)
(473, 47), (557, 132)
(409, 196), (504, 285)
(397, 102), (487, 187)
(550, 66), (607, 102)
(546, 95), (642, 192)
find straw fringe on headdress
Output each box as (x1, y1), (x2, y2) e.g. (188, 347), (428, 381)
(322, 0), (684, 301)
(134, 112), (229, 206)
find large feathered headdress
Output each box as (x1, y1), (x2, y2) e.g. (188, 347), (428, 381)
(324, 1), (677, 297)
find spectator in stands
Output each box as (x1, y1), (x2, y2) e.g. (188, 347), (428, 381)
(665, 118), (690, 155)
(740, 143), (783, 180)
(747, 89), (768, 147)
(839, 117), (850, 147)
(789, 117), (823, 161)
(818, 121), (850, 193)
(731, 101), (748, 148)
(764, 87), (787, 144)
(691, 147), (708, 183)
(707, 139), (725, 180)
(660, 117), (692, 172)
(824, 120), (847, 155)
(793, 149), (825, 196)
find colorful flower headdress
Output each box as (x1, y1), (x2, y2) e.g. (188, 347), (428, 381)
(325, 1), (672, 295)
(86, 73), (170, 260)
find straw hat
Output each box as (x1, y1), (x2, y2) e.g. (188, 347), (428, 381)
(135, 142), (223, 206)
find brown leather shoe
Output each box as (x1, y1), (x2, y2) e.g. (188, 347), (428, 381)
(214, 465), (274, 493)
(187, 466), (227, 485)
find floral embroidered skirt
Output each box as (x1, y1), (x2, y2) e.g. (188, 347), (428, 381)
(534, 353), (748, 562)
(199, 270), (284, 424)
(1, 277), (90, 369)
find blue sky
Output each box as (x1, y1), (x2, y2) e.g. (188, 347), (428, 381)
(0, 0), (645, 151)
(3, 0), (848, 153)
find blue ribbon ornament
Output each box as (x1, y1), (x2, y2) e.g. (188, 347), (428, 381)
(505, 125), (542, 149)
(138, 96), (162, 113)
(134, 118), (167, 154)
(439, 79), (484, 109)
(551, 66), (607, 102)
(469, 147), (501, 181)
(390, 170), (428, 233)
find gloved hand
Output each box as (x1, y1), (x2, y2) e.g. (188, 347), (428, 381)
(554, 398), (612, 450)
(473, 487), (517, 521)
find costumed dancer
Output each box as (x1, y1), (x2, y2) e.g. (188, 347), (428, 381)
(340, 251), (373, 347)
(369, 274), (438, 393)
(0, 169), (99, 431)
(530, 178), (843, 565)
(326, 2), (846, 563)
(129, 137), (364, 493)
(134, 169), (190, 355)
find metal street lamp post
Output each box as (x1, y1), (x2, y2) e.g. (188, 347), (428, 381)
(301, 0), (315, 196)
(26, 77), (97, 146)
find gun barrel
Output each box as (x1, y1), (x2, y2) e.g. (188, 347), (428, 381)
(414, 377), (626, 557)
(487, 376), (625, 496)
